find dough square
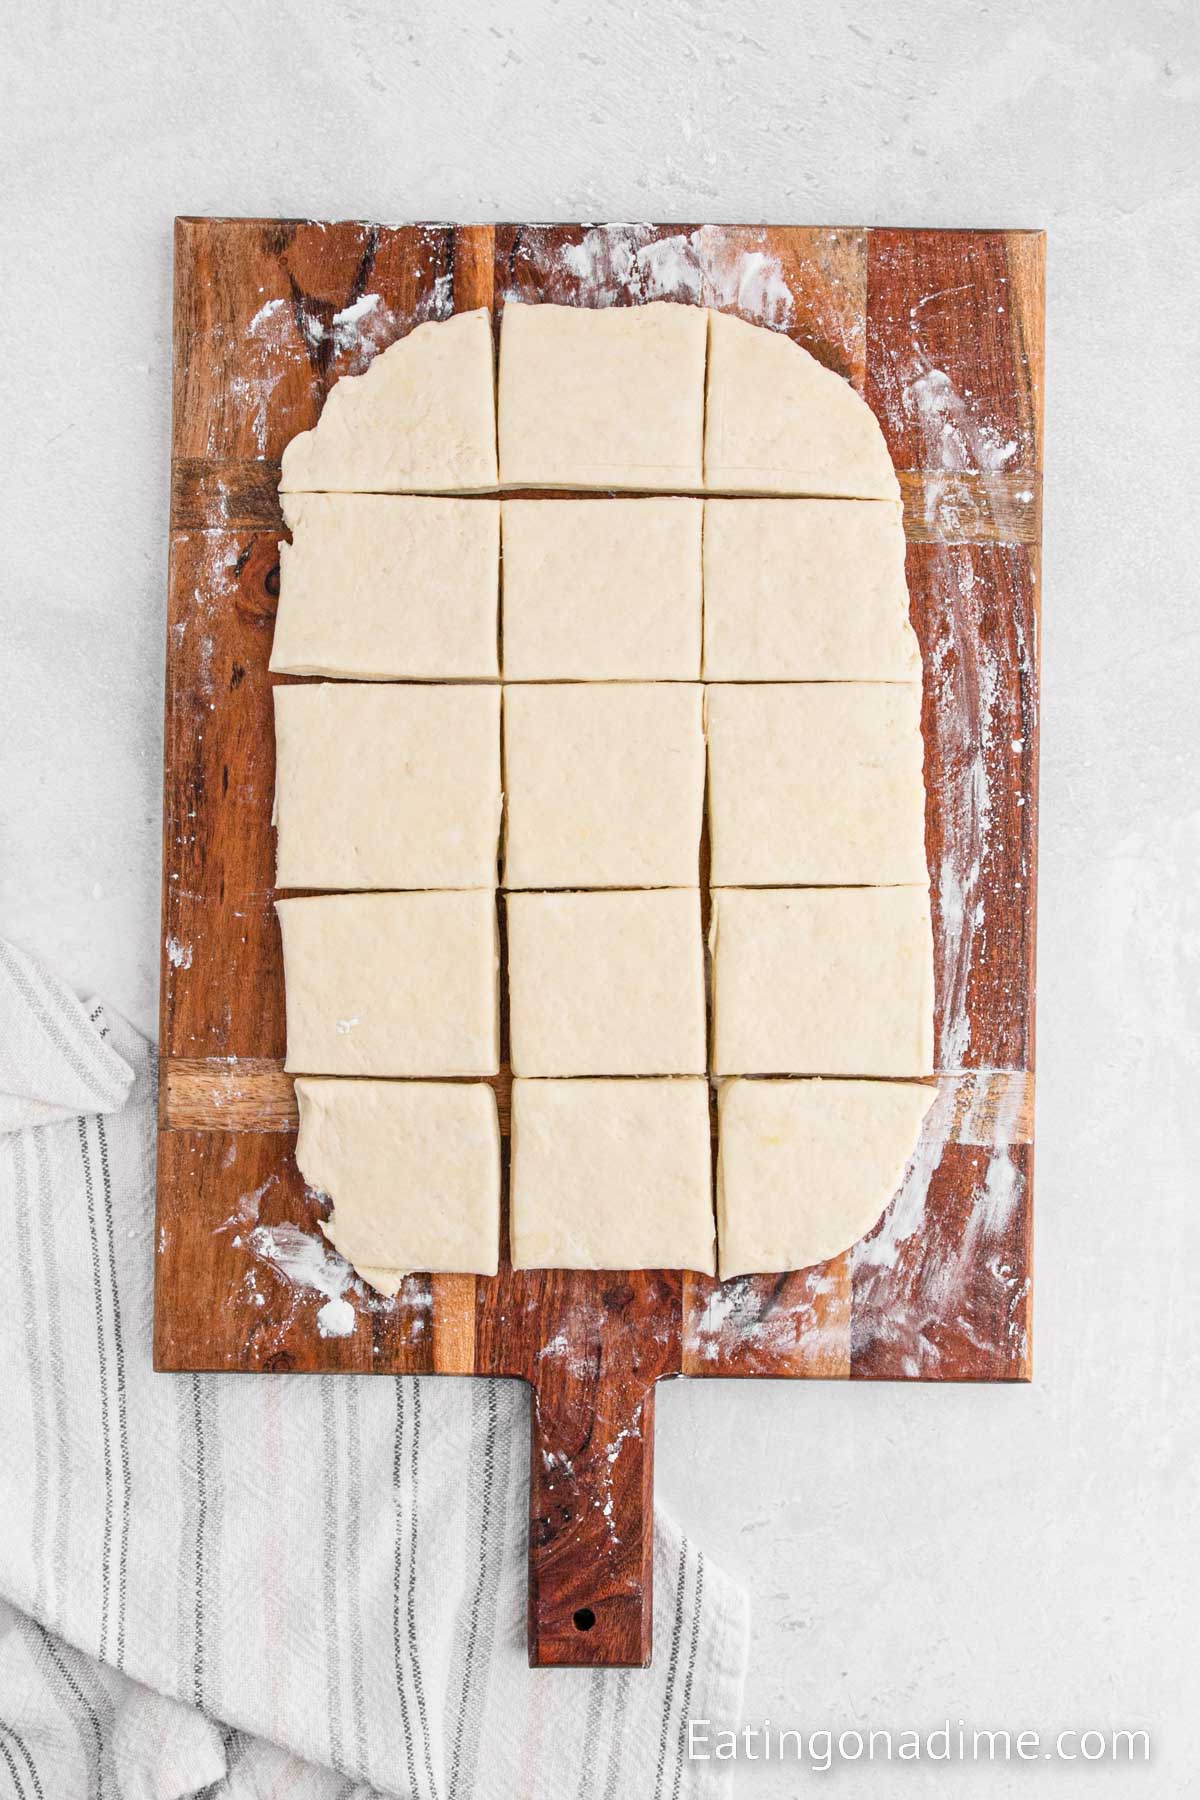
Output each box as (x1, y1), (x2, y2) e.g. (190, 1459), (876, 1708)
(273, 683), (500, 890)
(716, 1078), (935, 1278)
(295, 1079), (500, 1286)
(510, 1078), (714, 1273)
(502, 683), (705, 888)
(710, 887), (934, 1076)
(271, 494), (499, 680)
(703, 308), (899, 499)
(506, 889), (706, 1076)
(501, 497), (702, 680)
(497, 301), (707, 489)
(279, 307), (497, 494)
(702, 499), (919, 681)
(277, 891), (499, 1076)
(705, 683), (928, 886)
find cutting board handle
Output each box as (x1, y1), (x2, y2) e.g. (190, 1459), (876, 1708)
(525, 1333), (662, 1667)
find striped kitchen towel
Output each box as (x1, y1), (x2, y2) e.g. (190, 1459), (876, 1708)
(0, 938), (748, 1800)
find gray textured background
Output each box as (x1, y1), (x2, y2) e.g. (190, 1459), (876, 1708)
(3, 2), (1198, 1791)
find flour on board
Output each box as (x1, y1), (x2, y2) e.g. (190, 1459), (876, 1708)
(851, 539), (1035, 1372)
(554, 223), (796, 330)
(248, 1222), (358, 1339)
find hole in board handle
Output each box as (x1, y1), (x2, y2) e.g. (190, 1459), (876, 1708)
(573, 1607), (596, 1633)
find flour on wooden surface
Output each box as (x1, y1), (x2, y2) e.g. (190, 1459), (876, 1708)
(554, 223), (795, 328)
(248, 1222), (358, 1338)
(851, 538), (1035, 1371)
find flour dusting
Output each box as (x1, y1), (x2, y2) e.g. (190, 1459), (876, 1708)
(217, 1175), (276, 1237)
(850, 533), (1036, 1372)
(555, 224), (795, 329)
(248, 1222), (357, 1338)
(229, 371), (282, 458)
(906, 367), (1018, 475)
(689, 1269), (844, 1367)
(244, 278), (453, 388)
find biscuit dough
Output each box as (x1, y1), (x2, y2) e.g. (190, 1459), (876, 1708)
(279, 308), (497, 493)
(502, 682), (705, 888)
(271, 494), (499, 680)
(276, 891), (499, 1076)
(501, 497), (702, 679)
(497, 301), (707, 489)
(273, 683), (501, 890)
(704, 309), (900, 499)
(509, 1078), (715, 1273)
(295, 1078), (501, 1291)
(702, 498), (918, 680)
(267, 293), (931, 1281)
(705, 683), (927, 886)
(506, 888), (706, 1076)
(710, 887), (935, 1076)
(716, 1078), (935, 1277)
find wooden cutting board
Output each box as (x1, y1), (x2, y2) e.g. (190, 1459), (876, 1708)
(155, 218), (1043, 1668)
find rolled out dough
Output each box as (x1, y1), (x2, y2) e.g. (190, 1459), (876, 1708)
(294, 1078), (501, 1289)
(501, 497), (702, 679)
(710, 887), (935, 1077)
(267, 291), (932, 1282)
(279, 308), (498, 493)
(702, 498), (918, 680)
(502, 682), (705, 888)
(271, 494), (499, 680)
(716, 1078), (935, 1277)
(497, 300), (707, 489)
(509, 1078), (715, 1273)
(704, 309), (900, 498)
(705, 682), (927, 886)
(506, 888), (706, 1076)
(276, 891), (499, 1076)
(273, 683), (501, 890)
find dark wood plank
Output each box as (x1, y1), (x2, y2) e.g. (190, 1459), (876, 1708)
(852, 1142), (1033, 1381)
(476, 1267), (682, 1666)
(160, 530), (283, 1061)
(865, 228), (1044, 477)
(915, 538), (1040, 1074)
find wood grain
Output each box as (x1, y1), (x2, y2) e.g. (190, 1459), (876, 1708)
(173, 461), (1039, 545)
(163, 1062), (1032, 1142)
(157, 220), (1043, 1666)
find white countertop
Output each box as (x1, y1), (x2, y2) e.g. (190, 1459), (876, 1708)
(4, 2), (1197, 1790)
